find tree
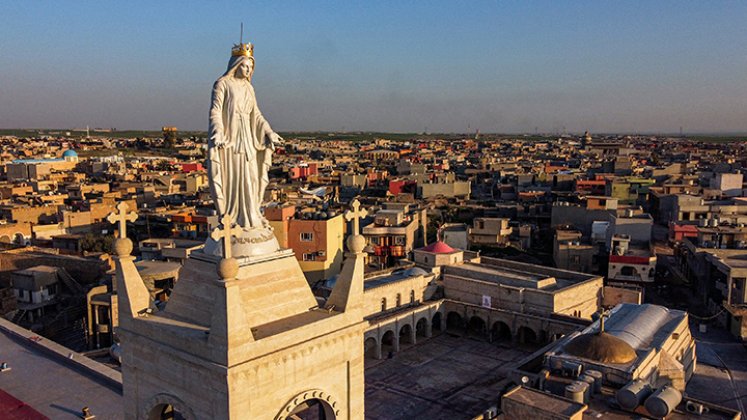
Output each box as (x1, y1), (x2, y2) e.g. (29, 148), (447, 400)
(81, 233), (115, 253)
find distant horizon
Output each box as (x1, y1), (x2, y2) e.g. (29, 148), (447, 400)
(3, 127), (746, 138)
(2, 2), (747, 134)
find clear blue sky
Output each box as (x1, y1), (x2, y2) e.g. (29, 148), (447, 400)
(1, 1), (746, 134)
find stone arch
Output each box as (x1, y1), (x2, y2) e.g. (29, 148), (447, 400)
(517, 326), (538, 344)
(381, 329), (397, 356)
(491, 320), (512, 341)
(13, 233), (25, 245)
(276, 389), (340, 420)
(399, 323), (414, 346)
(431, 312), (442, 331)
(364, 336), (379, 359)
(141, 393), (195, 420)
(467, 315), (487, 337)
(415, 316), (429, 338)
(446, 311), (464, 332)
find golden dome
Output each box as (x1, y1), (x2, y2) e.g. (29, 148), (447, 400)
(564, 332), (637, 364)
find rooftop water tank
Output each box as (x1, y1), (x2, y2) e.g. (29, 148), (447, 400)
(617, 379), (652, 410)
(585, 370), (603, 393)
(644, 386), (682, 418)
(565, 382), (587, 404)
(578, 374), (596, 396)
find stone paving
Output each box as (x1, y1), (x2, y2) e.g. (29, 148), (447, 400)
(364, 331), (537, 420)
(689, 325), (747, 417)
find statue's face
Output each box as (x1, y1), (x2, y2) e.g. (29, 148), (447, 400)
(235, 60), (253, 80)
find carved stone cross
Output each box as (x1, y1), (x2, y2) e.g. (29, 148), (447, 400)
(107, 202), (138, 239)
(210, 214), (241, 259)
(344, 199), (368, 236)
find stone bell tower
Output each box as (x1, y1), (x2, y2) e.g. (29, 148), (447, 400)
(112, 201), (368, 419)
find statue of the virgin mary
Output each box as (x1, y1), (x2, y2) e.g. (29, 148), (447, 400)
(204, 41), (283, 258)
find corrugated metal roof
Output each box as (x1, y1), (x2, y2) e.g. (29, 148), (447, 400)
(605, 304), (671, 350)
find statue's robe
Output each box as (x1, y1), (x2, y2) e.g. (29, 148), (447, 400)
(208, 76), (273, 228)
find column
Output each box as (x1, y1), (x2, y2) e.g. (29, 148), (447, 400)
(93, 305), (100, 349)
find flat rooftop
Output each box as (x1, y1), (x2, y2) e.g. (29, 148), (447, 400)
(364, 267), (429, 290)
(503, 386), (586, 417)
(0, 320), (123, 419)
(444, 258), (602, 291)
(449, 262), (558, 289)
(135, 260), (181, 279)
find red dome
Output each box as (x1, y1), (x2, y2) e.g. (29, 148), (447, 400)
(421, 241), (456, 254)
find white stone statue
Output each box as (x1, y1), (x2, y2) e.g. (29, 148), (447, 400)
(204, 41), (283, 258)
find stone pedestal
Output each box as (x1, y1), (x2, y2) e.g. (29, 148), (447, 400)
(202, 226), (281, 259)
(118, 248), (366, 419)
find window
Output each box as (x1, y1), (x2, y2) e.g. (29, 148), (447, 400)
(394, 236), (406, 246)
(396, 293), (401, 307)
(410, 290), (415, 304)
(302, 253), (316, 261)
(381, 298), (387, 312)
(300, 232), (314, 242)
(621, 266), (637, 276)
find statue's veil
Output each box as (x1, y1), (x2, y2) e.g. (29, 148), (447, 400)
(222, 55), (254, 79)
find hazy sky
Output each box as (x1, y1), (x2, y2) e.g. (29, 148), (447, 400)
(1, 1), (746, 134)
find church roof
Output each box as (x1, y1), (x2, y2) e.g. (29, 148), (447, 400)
(420, 241), (456, 254)
(62, 149), (78, 157)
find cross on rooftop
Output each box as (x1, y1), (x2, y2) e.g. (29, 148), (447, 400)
(107, 202), (138, 239)
(210, 214), (241, 259)
(597, 308), (610, 334)
(344, 199), (368, 236)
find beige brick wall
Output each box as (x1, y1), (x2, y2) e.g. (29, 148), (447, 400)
(364, 274), (433, 316)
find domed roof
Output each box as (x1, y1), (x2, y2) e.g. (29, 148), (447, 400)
(420, 241), (456, 254)
(563, 332), (637, 364)
(404, 267), (428, 276)
(62, 149), (78, 157)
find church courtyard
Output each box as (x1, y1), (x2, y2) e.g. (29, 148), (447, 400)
(364, 331), (539, 420)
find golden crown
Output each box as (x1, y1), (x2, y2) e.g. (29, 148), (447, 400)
(231, 42), (254, 58)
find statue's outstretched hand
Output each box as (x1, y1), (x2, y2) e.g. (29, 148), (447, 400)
(268, 132), (284, 150)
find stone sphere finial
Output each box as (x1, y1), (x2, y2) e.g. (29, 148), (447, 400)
(347, 234), (366, 254)
(217, 257), (239, 280)
(113, 238), (133, 256)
